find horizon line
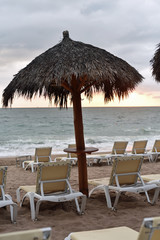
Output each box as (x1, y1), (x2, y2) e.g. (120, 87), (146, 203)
(1, 105), (160, 109)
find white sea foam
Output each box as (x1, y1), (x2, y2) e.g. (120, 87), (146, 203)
(0, 107), (160, 156)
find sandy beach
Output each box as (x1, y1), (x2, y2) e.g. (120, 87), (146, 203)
(1, 155), (160, 240)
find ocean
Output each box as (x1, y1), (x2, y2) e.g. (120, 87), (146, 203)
(0, 107), (160, 157)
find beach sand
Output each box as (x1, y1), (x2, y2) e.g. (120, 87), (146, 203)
(1, 156), (160, 240)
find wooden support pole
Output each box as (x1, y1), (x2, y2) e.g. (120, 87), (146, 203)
(72, 87), (88, 197)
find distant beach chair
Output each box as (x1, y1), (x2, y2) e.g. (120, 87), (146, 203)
(148, 140), (160, 162)
(88, 155), (158, 209)
(55, 144), (78, 165)
(0, 227), (52, 240)
(56, 143), (92, 166)
(22, 147), (52, 172)
(16, 161), (86, 220)
(128, 140), (151, 162)
(0, 166), (17, 223)
(111, 141), (128, 155)
(130, 140), (149, 158)
(16, 155), (32, 167)
(65, 144), (78, 165)
(87, 141), (128, 165)
(64, 216), (160, 240)
(55, 144), (97, 166)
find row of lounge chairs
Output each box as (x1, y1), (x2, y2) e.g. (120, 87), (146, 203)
(55, 140), (160, 166)
(65, 148), (160, 239)
(55, 140), (160, 165)
(15, 140), (160, 172)
(2, 155), (160, 221)
(87, 139), (160, 165)
(2, 146), (160, 239)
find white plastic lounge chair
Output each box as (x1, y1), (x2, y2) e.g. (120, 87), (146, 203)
(16, 155), (32, 167)
(56, 144), (78, 165)
(0, 227), (52, 240)
(57, 144), (96, 166)
(129, 140), (151, 162)
(22, 147), (52, 172)
(88, 155), (158, 209)
(141, 174), (160, 203)
(142, 174), (160, 183)
(16, 161), (86, 220)
(130, 140), (150, 158)
(87, 141), (128, 166)
(148, 140), (160, 162)
(64, 216), (160, 240)
(0, 166), (17, 223)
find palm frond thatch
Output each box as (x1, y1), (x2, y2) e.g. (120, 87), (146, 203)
(150, 43), (160, 82)
(2, 31), (143, 107)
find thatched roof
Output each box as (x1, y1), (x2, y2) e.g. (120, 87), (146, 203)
(150, 43), (160, 82)
(3, 30), (143, 107)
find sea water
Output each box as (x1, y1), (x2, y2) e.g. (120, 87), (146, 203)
(0, 107), (160, 157)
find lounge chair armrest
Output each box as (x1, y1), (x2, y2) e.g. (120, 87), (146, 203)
(16, 155), (32, 160)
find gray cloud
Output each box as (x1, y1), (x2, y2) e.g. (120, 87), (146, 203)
(1, 0), (160, 106)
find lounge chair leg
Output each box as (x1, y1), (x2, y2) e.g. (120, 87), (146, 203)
(89, 185), (112, 209)
(16, 188), (21, 203)
(10, 205), (14, 222)
(152, 187), (160, 204)
(87, 159), (90, 167)
(144, 190), (151, 203)
(89, 185), (103, 198)
(10, 203), (17, 223)
(74, 198), (81, 214)
(155, 154), (159, 162)
(24, 164), (29, 171)
(96, 158), (101, 165)
(22, 162), (25, 168)
(104, 186), (112, 209)
(36, 200), (41, 219)
(80, 195), (86, 213)
(31, 163), (34, 173)
(28, 192), (36, 220)
(151, 154), (158, 162)
(113, 192), (121, 208)
(106, 157), (111, 165)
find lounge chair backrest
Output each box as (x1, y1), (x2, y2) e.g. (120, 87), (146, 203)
(67, 144), (77, 158)
(152, 140), (160, 153)
(109, 156), (143, 186)
(36, 161), (72, 195)
(34, 147), (52, 163)
(0, 166), (7, 198)
(132, 140), (148, 154)
(111, 141), (128, 155)
(0, 227), (52, 240)
(138, 216), (160, 240)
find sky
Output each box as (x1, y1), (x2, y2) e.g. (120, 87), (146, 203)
(0, 0), (160, 108)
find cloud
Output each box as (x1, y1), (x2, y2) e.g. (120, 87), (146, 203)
(1, 0), (160, 107)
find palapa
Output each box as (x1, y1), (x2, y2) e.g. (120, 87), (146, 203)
(150, 43), (160, 82)
(3, 30), (143, 196)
